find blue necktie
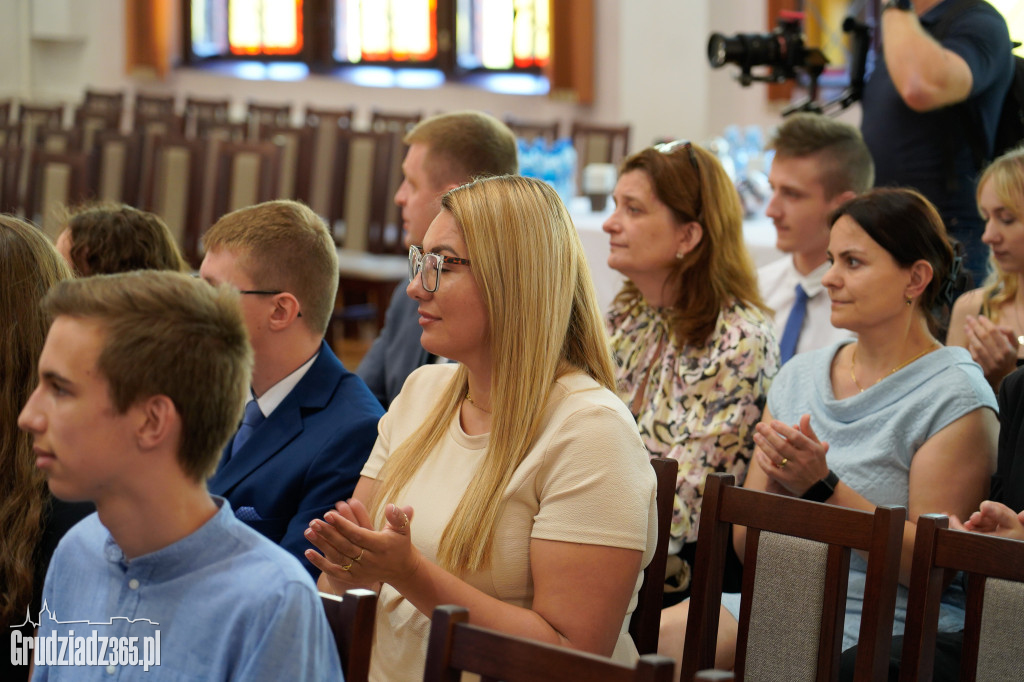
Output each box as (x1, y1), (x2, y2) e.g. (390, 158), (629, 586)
(779, 283), (808, 364)
(229, 399), (264, 460)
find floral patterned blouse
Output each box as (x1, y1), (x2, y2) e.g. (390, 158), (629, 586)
(608, 295), (779, 554)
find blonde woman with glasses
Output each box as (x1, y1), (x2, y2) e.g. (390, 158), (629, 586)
(305, 175), (658, 681)
(602, 140), (779, 604)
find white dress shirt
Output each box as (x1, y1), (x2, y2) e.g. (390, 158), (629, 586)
(757, 257), (854, 357)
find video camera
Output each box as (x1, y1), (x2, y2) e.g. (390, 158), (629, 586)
(707, 12), (871, 116)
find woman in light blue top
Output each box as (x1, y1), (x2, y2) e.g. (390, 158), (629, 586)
(658, 188), (999, 673)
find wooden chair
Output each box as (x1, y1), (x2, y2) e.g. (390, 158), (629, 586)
(898, 514), (1024, 682)
(257, 124), (314, 201)
(0, 124), (19, 148)
(247, 101), (293, 139)
(90, 130), (143, 205)
(570, 121), (631, 189)
(629, 457), (678, 655)
(195, 119), (248, 143)
(0, 99), (11, 126)
(184, 96), (231, 138)
(24, 148), (92, 235)
(505, 116), (561, 144)
(209, 140), (283, 227)
(320, 589), (377, 682)
(83, 88), (127, 113)
(19, 104), (66, 136)
(369, 109), (422, 136)
(133, 93), (177, 132)
(331, 129), (406, 341)
(134, 93), (176, 118)
(74, 106), (122, 152)
(0, 144), (23, 214)
(304, 107), (356, 218)
(139, 134), (206, 267)
(423, 604), (676, 682)
(681, 473), (906, 682)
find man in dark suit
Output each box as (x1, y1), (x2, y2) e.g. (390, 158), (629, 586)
(356, 111), (519, 407)
(200, 199), (383, 578)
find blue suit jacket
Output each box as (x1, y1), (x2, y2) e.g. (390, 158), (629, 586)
(356, 285), (431, 408)
(209, 340), (383, 578)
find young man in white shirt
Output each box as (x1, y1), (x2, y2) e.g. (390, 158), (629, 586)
(758, 113), (875, 362)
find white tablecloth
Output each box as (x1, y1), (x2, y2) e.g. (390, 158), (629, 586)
(568, 197), (783, 312)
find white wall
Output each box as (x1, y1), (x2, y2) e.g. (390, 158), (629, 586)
(0, 0), (795, 149)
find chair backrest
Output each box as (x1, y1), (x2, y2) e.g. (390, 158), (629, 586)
(140, 134), (206, 267)
(570, 121), (631, 188)
(0, 99), (11, 126)
(0, 123), (20, 148)
(133, 93), (177, 125)
(247, 101), (293, 139)
(184, 96), (231, 137)
(898, 514), (1024, 682)
(320, 589), (377, 682)
(369, 109), (422, 136)
(331, 129), (397, 252)
(209, 140), (282, 223)
(90, 130), (143, 206)
(19, 104), (66, 134)
(24, 148), (92, 236)
(83, 88), (126, 113)
(681, 473), (905, 682)
(0, 144), (23, 215)
(505, 116), (561, 144)
(304, 107), (356, 218)
(629, 457), (678, 655)
(257, 124), (314, 202)
(423, 604), (676, 682)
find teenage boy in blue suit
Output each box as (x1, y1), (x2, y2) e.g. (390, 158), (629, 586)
(201, 199), (383, 578)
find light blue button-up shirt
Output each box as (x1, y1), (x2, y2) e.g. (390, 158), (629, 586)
(30, 497), (343, 681)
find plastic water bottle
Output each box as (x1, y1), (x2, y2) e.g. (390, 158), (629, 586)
(558, 137), (577, 204)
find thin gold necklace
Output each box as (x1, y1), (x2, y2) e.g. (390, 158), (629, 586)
(851, 343), (938, 393)
(465, 392), (491, 413)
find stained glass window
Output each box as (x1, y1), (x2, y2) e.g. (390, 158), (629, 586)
(334, 0), (437, 64)
(188, 0), (549, 76)
(456, 0), (549, 71)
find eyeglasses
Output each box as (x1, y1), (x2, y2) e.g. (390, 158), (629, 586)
(655, 139), (703, 220)
(238, 289), (282, 296)
(408, 245), (471, 293)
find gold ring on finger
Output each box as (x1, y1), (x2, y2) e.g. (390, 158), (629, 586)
(340, 561), (353, 571)
(354, 548), (364, 562)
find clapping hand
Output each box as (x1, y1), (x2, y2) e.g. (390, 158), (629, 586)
(306, 500), (420, 594)
(752, 414), (831, 497)
(964, 314), (1019, 387)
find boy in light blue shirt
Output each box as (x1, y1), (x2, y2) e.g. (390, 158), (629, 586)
(17, 271), (342, 681)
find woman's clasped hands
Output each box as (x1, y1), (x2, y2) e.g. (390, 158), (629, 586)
(305, 499), (420, 594)
(752, 414), (831, 497)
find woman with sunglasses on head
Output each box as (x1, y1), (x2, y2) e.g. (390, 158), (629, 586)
(305, 175), (657, 681)
(947, 146), (1024, 392)
(658, 188), (998, 676)
(603, 141), (779, 604)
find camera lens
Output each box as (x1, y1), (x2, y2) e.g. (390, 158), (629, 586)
(708, 34), (729, 68)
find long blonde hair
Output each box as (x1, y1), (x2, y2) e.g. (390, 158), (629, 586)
(978, 146), (1024, 319)
(370, 175), (615, 573)
(0, 216), (72, 627)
